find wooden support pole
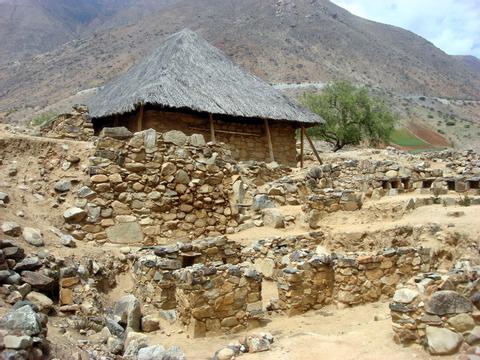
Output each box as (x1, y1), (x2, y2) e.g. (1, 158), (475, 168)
(264, 119), (275, 162)
(303, 127), (323, 165)
(209, 113), (216, 143)
(300, 126), (304, 168)
(136, 104), (144, 132)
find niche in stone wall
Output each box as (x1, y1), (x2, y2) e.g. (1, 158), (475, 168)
(447, 180), (456, 191)
(468, 180), (480, 190)
(401, 178), (411, 190)
(422, 179), (433, 189)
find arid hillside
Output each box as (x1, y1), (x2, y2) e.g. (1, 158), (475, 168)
(0, 0), (479, 112)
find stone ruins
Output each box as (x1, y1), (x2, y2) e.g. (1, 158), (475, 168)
(0, 109), (479, 359)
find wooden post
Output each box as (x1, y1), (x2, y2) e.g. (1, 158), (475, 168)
(303, 127), (323, 165)
(300, 126), (304, 168)
(209, 113), (216, 143)
(136, 103), (144, 132)
(264, 119), (275, 162)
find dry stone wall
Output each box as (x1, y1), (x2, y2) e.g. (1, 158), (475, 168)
(174, 263), (263, 337)
(67, 129), (241, 244)
(276, 247), (434, 315)
(132, 236), (242, 309)
(390, 268), (480, 355)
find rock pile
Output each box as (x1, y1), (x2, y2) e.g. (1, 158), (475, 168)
(40, 105), (94, 141)
(213, 332), (274, 359)
(390, 268), (480, 356)
(0, 304), (49, 359)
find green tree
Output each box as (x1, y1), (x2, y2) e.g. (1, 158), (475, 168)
(302, 80), (396, 152)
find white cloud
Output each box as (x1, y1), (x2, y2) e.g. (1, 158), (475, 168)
(331, 0), (480, 58)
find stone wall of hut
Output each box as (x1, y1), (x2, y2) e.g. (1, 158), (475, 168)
(112, 109), (297, 166)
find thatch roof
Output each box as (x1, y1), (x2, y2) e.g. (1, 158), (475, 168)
(88, 29), (323, 124)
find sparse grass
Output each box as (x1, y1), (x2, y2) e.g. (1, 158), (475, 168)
(30, 112), (58, 126)
(389, 128), (429, 147)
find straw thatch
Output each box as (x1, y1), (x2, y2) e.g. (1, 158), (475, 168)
(88, 29), (323, 124)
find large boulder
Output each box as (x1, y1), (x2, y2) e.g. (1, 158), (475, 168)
(114, 295), (142, 331)
(22, 228), (44, 247)
(0, 305), (42, 336)
(106, 222), (144, 244)
(426, 326), (463, 355)
(425, 290), (473, 315)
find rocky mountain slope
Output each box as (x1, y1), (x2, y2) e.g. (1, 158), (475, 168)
(0, 0), (479, 112)
(0, 0), (176, 65)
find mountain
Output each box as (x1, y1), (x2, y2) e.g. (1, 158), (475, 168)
(0, 0), (177, 64)
(456, 55), (480, 74)
(0, 0), (479, 111)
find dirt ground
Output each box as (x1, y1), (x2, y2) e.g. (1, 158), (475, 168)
(146, 302), (443, 360)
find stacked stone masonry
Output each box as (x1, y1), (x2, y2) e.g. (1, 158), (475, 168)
(132, 236), (242, 309)
(174, 263), (262, 337)
(67, 129), (242, 244)
(390, 268), (480, 353)
(276, 247), (434, 316)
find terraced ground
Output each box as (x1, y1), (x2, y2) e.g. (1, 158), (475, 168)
(390, 124), (449, 153)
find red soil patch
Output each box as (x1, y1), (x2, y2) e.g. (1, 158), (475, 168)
(407, 122), (449, 147)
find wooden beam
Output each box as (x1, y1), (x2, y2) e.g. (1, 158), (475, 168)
(208, 113), (216, 143)
(264, 119), (275, 162)
(136, 104), (144, 132)
(189, 126), (261, 137)
(300, 126), (304, 168)
(303, 127), (323, 165)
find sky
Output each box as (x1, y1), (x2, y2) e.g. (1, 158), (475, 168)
(330, 0), (480, 58)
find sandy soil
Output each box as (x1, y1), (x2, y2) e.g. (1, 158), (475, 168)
(148, 302), (444, 360)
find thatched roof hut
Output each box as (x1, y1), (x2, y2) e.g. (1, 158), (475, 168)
(88, 29), (324, 166)
(88, 28), (322, 124)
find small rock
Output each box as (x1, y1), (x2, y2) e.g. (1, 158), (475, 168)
(392, 288), (418, 304)
(215, 347), (236, 360)
(54, 180), (72, 192)
(3, 335), (33, 349)
(163, 130), (187, 146)
(262, 208), (284, 229)
(114, 295), (142, 331)
(63, 207), (87, 222)
(25, 292), (53, 314)
(21, 271), (55, 291)
(13, 257), (42, 272)
(0, 192), (10, 203)
(1, 221), (21, 236)
(22, 227), (44, 247)
(448, 313), (475, 332)
(141, 315), (161, 333)
(60, 234), (76, 248)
